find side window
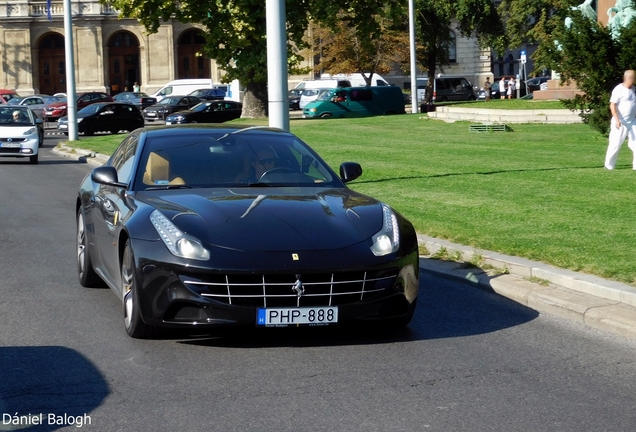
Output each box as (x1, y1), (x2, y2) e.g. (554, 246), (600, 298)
(33, 98), (44, 105)
(80, 94), (91, 102)
(460, 79), (472, 90)
(350, 89), (373, 101)
(110, 136), (138, 184)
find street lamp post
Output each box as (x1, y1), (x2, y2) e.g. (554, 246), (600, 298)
(63, 0), (78, 141)
(266, 0), (290, 132)
(408, 0), (418, 114)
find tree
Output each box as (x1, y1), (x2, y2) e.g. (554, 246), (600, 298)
(536, 10), (636, 135)
(110, 0), (311, 118)
(310, 3), (410, 86)
(414, 0), (503, 103)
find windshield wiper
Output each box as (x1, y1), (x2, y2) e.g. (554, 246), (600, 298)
(145, 185), (193, 191)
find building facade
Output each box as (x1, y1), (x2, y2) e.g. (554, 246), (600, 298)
(0, 1), (231, 95)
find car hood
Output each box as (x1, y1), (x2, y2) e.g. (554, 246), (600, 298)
(166, 110), (193, 118)
(0, 125), (36, 136)
(45, 102), (66, 108)
(145, 104), (173, 110)
(136, 188), (383, 252)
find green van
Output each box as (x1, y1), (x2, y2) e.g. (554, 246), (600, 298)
(302, 86), (406, 118)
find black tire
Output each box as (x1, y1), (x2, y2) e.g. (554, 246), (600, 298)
(63, 132), (68, 136)
(38, 131), (44, 147)
(320, 113), (333, 119)
(122, 240), (154, 338)
(110, 129), (119, 135)
(76, 209), (102, 287)
(29, 153), (38, 164)
(468, 95), (477, 101)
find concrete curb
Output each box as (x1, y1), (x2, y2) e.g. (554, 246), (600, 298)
(418, 234), (636, 340)
(51, 144), (109, 167)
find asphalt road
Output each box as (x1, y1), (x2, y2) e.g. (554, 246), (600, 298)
(1, 136), (636, 432)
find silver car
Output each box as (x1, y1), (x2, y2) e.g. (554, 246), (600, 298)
(0, 106), (44, 164)
(7, 95), (62, 119)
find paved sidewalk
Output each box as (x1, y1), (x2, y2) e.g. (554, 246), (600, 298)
(418, 234), (636, 340)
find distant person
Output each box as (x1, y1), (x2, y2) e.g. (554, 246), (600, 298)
(499, 77), (506, 100)
(133, 82), (141, 92)
(605, 70), (636, 170)
(235, 149), (277, 183)
(484, 77), (492, 102)
(507, 78), (516, 99)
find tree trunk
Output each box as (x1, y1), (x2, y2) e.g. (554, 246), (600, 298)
(241, 81), (268, 118)
(425, 54), (437, 104)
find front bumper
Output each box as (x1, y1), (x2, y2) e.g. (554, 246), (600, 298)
(130, 239), (419, 329)
(0, 136), (39, 157)
(144, 111), (167, 121)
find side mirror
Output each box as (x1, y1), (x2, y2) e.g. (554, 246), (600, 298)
(35, 118), (43, 124)
(340, 162), (362, 183)
(91, 166), (127, 188)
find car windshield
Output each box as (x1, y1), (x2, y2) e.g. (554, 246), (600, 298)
(0, 107), (34, 125)
(316, 89), (336, 102)
(159, 97), (181, 105)
(7, 97), (25, 105)
(133, 129), (340, 190)
(191, 102), (212, 112)
(302, 89), (322, 97)
(79, 104), (103, 115)
(2, 94), (19, 102)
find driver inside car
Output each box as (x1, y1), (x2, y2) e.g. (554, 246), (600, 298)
(235, 149), (278, 183)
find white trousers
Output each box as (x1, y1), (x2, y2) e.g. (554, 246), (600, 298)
(605, 118), (636, 169)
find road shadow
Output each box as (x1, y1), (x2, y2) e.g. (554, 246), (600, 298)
(175, 268), (538, 348)
(0, 346), (109, 431)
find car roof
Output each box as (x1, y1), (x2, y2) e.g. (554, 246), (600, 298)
(136, 124), (288, 138)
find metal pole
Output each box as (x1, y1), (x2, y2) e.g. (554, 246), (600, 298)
(63, 0), (78, 141)
(408, 0), (418, 113)
(266, 0), (289, 131)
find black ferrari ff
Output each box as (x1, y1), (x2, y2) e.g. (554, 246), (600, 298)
(76, 125), (419, 338)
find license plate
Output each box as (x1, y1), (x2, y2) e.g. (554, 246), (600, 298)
(44, 111), (52, 115)
(257, 307), (338, 327)
(1, 142), (21, 148)
(165, 121), (172, 125)
(58, 124), (68, 129)
(146, 112), (156, 117)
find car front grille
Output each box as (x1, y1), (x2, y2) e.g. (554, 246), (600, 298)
(0, 138), (27, 142)
(182, 268), (400, 308)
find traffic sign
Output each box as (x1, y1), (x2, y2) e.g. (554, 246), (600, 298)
(520, 50), (527, 64)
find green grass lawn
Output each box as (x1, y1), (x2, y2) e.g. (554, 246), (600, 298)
(62, 115), (636, 284)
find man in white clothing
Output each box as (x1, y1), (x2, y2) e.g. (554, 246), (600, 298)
(605, 70), (636, 170)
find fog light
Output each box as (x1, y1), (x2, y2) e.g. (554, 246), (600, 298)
(20, 149), (32, 154)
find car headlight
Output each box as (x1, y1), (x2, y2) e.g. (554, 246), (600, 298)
(77, 118), (83, 123)
(58, 106), (67, 110)
(149, 210), (210, 261)
(23, 127), (37, 136)
(309, 108), (317, 112)
(370, 204), (400, 256)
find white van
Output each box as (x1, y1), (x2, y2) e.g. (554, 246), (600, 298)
(321, 73), (390, 87)
(152, 79), (215, 101)
(298, 80), (351, 108)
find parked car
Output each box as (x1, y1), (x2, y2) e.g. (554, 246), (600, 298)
(143, 96), (201, 122)
(288, 89), (303, 110)
(58, 102), (144, 136)
(7, 95), (62, 119)
(0, 89), (19, 104)
(0, 105), (44, 164)
(44, 92), (113, 121)
(491, 79), (527, 99)
(188, 88), (226, 101)
(165, 101), (242, 124)
(526, 77), (549, 94)
(414, 77), (476, 102)
(76, 124), (419, 337)
(150, 79), (215, 101)
(113, 92), (157, 110)
(303, 86), (406, 118)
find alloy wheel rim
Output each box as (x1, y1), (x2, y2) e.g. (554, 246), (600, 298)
(122, 251), (134, 329)
(77, 213), (85, 275)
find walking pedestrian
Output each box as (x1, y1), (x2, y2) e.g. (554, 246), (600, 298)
(484, 77), (492, 102)
(507, 78), (516, 99)
(133, 82), (141, 92)
(499, 77), (506, 100)
(605, 70), (636, 170)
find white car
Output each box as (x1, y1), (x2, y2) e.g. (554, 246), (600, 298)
(0, 106), (44, 164)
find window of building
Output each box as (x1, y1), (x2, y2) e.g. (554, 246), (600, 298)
(448, 31), (457, 63)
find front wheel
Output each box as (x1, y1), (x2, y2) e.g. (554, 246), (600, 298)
(122, 240), (154, 338)
(320, 113), (333, 119)
(77, 209), (102, 287)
